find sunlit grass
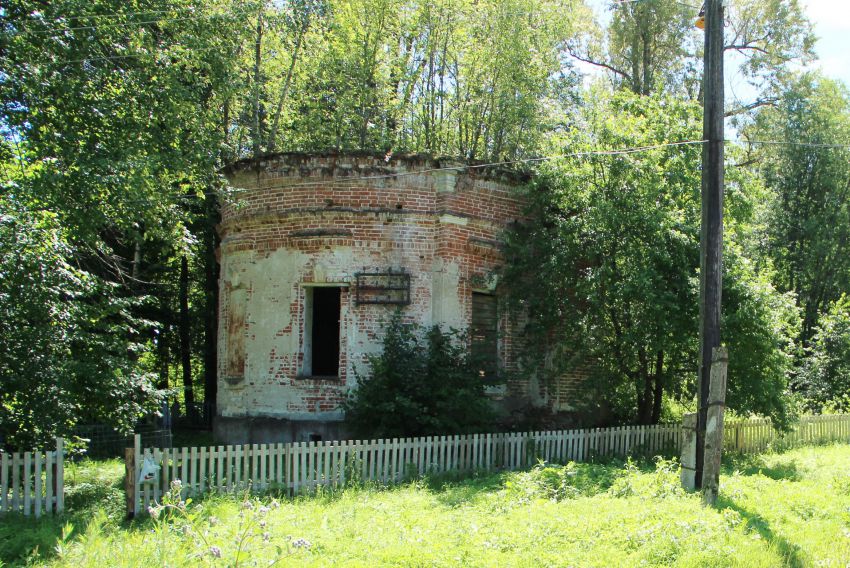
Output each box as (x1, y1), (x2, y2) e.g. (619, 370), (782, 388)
(3, 444), (849, 567)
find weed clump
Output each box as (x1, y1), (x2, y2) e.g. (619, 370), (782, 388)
(141, 480), (311, 566)
(504, 457), (685, 503)
(504, 460), (622, 502)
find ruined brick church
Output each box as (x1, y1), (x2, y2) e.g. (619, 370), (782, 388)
(215, 153), (579, 444)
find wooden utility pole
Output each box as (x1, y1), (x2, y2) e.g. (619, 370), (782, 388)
(695, 0), (725, 490)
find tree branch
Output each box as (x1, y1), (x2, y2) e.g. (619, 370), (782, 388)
(566, 46), (633, 83)
(724, 97), (778, 117)
(725, 44), (771, 56)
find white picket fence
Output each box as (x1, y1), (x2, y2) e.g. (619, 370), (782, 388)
(128, 414), (850, 516)
(129, 424), (681, 515)
(0, 438), (65, 517)
(724, 414), (850, 453)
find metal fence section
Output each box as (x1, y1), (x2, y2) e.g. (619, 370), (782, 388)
(74, 425), (172, 458)
(170, 402), (215, 431)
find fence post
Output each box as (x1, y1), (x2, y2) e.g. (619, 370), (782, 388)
(55, 438), (64, 513)
(702, 347), (728, 506)
(125, 446), (136, 519)
(125, 434), (140, 519)
(680, 413), (698, 491)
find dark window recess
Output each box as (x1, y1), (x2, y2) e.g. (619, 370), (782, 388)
(471, 293), (498, 382)
(310, 287), (341, 377)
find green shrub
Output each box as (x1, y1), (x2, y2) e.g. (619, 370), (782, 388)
(609, 456), (685, 499)
(343, 313), (494, 438)
(504, 460), (622, 502)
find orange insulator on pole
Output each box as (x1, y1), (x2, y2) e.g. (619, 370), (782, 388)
(695, 4), (706, 29)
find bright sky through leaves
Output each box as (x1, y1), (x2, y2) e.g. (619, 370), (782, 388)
(582, 0), (849, 90)
(804, 0), (850, 87)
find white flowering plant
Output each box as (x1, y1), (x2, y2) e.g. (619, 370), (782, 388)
(147, 480), (312, 566)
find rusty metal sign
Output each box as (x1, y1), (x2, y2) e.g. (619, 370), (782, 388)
(354, 270), (411, 305)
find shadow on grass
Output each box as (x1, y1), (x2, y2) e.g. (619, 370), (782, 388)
(426, 473), (507, 507)
(715, 496), (805, 568)
(722, 453), (802, 482)
(3, 450), (812, 566)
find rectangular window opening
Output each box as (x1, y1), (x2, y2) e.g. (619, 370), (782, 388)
(471, 292), (498, 382)
(303, 287), (342, 378)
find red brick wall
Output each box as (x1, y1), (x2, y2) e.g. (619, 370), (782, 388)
(218, 153), (535, 426)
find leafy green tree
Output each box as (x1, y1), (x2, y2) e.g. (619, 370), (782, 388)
(0, 200), (162, 450)
(721, 247), (800, 427)
(504, 92), (703, 425)
(1, 0), (250, 441)
(239, 0), (586, 160)
(571, 0), (697, 97)
(753, 73), (850, 342)
(570, 0), (814, 112)
(503, 91), (799, 425)
(796, 297), (850, 412)
(343, 314), (494, 438)
(726, 0), (815, 101)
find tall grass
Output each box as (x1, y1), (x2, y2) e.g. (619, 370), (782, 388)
(2, 445), (850, 567)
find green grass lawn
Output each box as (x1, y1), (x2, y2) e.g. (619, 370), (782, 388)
(2, 444), (849, 567)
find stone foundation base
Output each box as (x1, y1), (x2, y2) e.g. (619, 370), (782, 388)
(214, 415), (348, 445)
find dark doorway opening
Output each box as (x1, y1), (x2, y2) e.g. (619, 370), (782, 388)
(310, 287), (341, 376)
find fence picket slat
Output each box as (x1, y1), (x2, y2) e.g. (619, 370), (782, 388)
(250, 444), (258, 490)
(153, 448), (163, 504)
(199, 447), (207, 493)
(308, 442), (317, 490)
(298, 442), (307, 494)
(45, 451), (53, 514)
(11, 453), (21, 513)
(236, 445), (245, 490)
(339, 441), (348, 487)
(142, 449), (152, 511)
(23, 452), (32, 516)
(33, 451), (42, 518)
(1, 453), (8, 512)
(55, 439), (64, 513)
(188, 447), (197, 495)
(161, 448), (171, 496)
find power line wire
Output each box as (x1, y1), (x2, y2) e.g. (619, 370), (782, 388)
(225, 138), (850, 194)
(9, 138), (847, 207)
(226, 140), (709, 193)
(733, 139), (850, 149)
(7, 43), (240, 72)
(9, 9), (255, 36)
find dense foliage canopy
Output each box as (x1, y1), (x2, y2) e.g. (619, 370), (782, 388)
(0, 0), (847, 446)
(502, 92), (800, 426)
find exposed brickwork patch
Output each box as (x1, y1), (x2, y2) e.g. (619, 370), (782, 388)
(217, 153), (576, 431)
